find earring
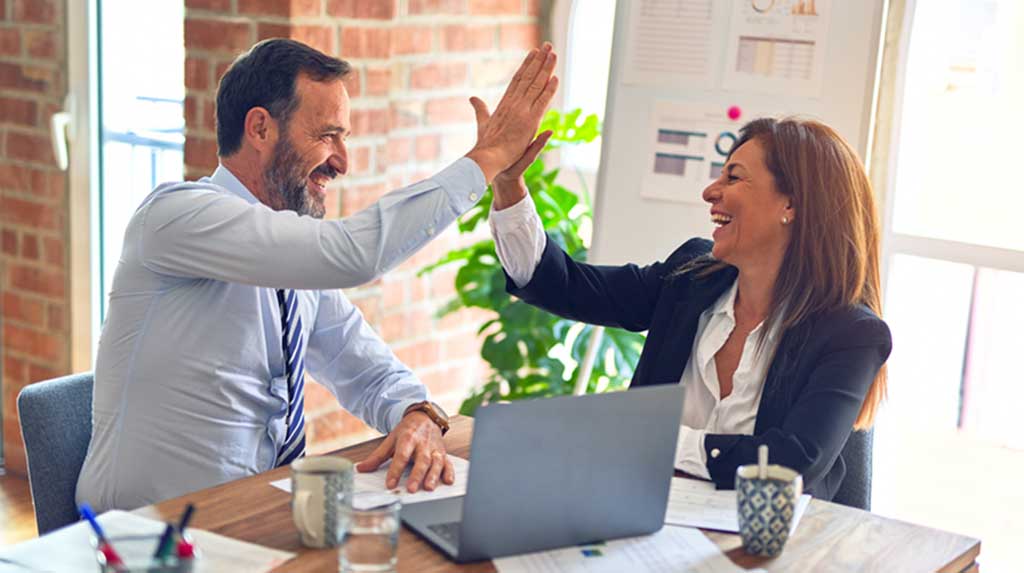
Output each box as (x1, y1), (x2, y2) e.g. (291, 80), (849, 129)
(782, 216), (790, 225)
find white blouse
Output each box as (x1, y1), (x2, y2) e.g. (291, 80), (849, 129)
(490, 194), (781, 478)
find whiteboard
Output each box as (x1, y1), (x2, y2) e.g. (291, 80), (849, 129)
(590, 0), (887, 266)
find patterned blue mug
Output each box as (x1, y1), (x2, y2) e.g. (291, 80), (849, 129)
(736, 463), (803, 557)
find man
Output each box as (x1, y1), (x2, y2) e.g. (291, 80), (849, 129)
(76, 38), (558, 511)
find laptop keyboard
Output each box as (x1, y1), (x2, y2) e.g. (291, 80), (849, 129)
(427, 521), (461, 546)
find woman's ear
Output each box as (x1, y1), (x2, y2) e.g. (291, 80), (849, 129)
(243, 107), (278, 154)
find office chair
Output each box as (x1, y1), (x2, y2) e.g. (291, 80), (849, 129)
(17, 372), (94, 534)
(832, 429), (873, 510)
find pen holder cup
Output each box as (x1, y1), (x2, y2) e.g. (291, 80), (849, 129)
(93, 534), (196, 573)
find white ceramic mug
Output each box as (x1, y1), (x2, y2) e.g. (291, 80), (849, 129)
(291, 456), (354, 548)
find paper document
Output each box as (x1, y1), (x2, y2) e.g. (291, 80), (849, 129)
(494, 525), (764, 573)
(0, 510), (294, 572)
(270, 455), (470, 506)
(666, 477), (811, 534)
(623, 0), (717, 87)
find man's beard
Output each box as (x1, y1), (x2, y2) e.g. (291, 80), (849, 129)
(262, 136), (330, 219)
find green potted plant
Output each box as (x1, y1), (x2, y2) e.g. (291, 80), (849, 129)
(420, 109), (646, 415)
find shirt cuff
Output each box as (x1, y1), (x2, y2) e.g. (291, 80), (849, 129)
(433, 157), (487, 214)
(489, 191), (537, 223)
(675, 425), (711, 479)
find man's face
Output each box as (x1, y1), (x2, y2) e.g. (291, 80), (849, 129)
(261, 74), (351, 218)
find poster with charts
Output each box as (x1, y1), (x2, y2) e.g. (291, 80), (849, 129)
(721, 0), (832, 97)
(622, 0), (717, 87)
(640, 101), (750, 205)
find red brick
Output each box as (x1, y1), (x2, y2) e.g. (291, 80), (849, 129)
(0, 62), (50, 92)
(500, 22), (539, 50)
(341, 182), (387, 216)
(0, 28), (19, 56)
(308, 407), (370, 444)
(0, 196), (58, 229)
(10, 264), (65, 298)
(2, 292), (44, 327)
(471, 58), (518, 88)
(13, 0), (56, 24)
(441, 330), (483, 362)
(340, 26), (390, 59)
(425, 96), (474, 126)
(184, 137), (219, 171)
(526, 0), (539, 16)
(468, 0), (520, 15)
(27, 362), (62, 385)
(350, 108), (390, 135)
(185, 0), (231, 10)
(392, 26), (432, 55)
(387, 136), (412, 165)
(215, 61), (232, 82)
(20, 232), (38, 259)
(415, 134), (441, 162)
(327, 0), (395, 19)
(3, 324), (62, 362)
(390, 99), (423, 129)
(442, 24), (495, 52)
(257, 23), (335, 55)
(0, 96), (36, 126)
(347, 145), (371, 175)
(4, 355), (27, 387)
(42, 235), (62, 266)
(303, 380), (335, 413)
(342, 70), (361, 98)
(185, 57), (209, 91)
(409, 0), (464, 14)
(238, 0), (290, 16)
(292, 0), (322, 17)
(365, 66), (390, 96)
(24, 29), (56, 59)
(3, 422), (28, 477)
(185, 18), (252, 54)
(46, 302), (66, 331)
(1, 228), (16, 254)
(202, 97), (217, 131)
(410, 62), (467, 90)
(381, 279), (406, 307)
(184, 95), (199, 127)
(394, 340), (440, 369)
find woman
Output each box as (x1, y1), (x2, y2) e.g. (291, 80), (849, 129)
(487, 117), (891, 500)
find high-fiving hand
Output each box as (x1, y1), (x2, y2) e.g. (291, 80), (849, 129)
(465, 42), (559, 184)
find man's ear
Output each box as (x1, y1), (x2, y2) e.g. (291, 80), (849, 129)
(243, 107), (278, 153)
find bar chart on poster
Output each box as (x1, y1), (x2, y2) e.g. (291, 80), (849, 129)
(590, 0), (886, 266)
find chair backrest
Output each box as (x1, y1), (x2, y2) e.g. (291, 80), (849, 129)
(832, 429), (873, 510)
(17, 372), (94, 534)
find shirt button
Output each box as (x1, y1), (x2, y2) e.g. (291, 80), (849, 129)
(710, 448), (721, 459)
(469, 192), (479, 201)
(426, 226), (435, 236)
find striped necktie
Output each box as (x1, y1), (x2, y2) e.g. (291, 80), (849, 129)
(276, 289), (306, 467)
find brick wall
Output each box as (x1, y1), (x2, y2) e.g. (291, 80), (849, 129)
(184, 0), (542, 453)
(0, 0), (70, 475)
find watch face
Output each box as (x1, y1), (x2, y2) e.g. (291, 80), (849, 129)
(430, 402), (450, 422)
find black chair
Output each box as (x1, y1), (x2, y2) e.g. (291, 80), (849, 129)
(832, 429), (873, 510)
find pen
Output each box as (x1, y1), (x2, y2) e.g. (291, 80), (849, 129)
(79, 504), (124, 566)
(153, 522), (175, 559)
(175, 503), (197, 559)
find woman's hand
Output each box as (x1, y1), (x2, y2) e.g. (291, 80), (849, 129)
(491, 129), (552, 211)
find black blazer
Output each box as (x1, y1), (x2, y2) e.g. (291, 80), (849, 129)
(507, 236), (892, 500)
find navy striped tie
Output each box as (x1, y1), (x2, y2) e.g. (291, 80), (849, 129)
(276, 289), (306, 467)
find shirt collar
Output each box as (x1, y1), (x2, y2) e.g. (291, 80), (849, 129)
(206, 164), (261, 205)
(710, 279), (783, 343)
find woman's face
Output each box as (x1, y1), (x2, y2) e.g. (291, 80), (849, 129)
(702, 138), (793, 268)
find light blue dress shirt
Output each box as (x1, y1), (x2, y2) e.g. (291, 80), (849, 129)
(76, 158), (486, 512)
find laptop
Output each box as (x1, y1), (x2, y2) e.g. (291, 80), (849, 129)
(402, 384), (684, 563)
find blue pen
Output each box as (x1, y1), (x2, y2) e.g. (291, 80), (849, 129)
(79, 504), (124, 566)
(153, 523), (175, 559)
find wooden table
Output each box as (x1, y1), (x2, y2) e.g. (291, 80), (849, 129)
(134, 416), (981, 572)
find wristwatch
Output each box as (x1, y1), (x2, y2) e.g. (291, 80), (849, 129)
(405, 400), (450, 436)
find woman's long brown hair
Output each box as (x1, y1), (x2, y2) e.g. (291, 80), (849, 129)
(692, 117), (887, 429)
